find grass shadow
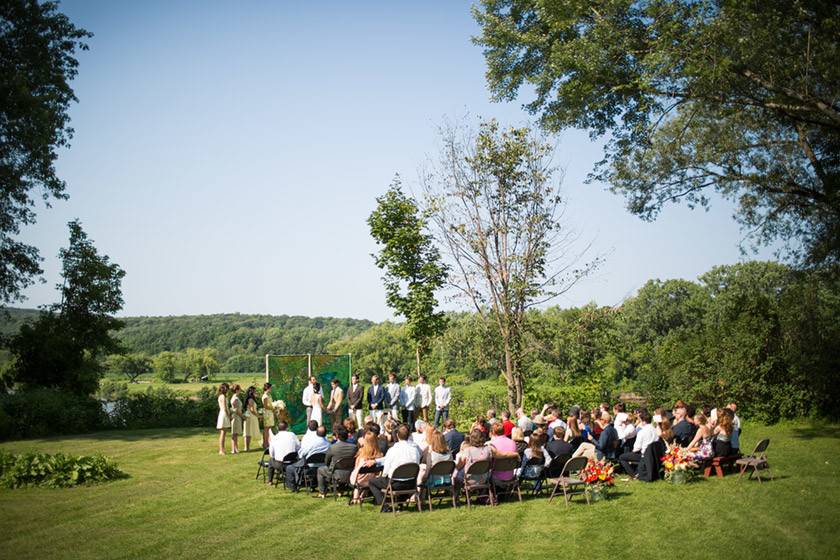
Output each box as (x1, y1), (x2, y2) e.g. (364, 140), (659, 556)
(790, 423), (840, 440)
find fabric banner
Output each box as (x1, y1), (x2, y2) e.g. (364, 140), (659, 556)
(265, 354), (351, 434)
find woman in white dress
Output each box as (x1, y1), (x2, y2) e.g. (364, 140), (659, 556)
(216, 383), (231, 455)
(261, 383), (274, 449)
(310, 382), (324, 427)
(229, 384), (244, 454)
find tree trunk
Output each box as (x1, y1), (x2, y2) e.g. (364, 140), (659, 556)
(415, 345), (421, 377)
(503, 337), (518, 414)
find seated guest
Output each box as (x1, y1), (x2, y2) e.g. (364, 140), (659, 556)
(687, 412), (714, 460)
(532, 414), (547, 433)
(516, 408), (534, 434)
(488, 422), (518, 482)
(722, 408), (740, 453)
(486, 408), (498, 425)
(285, 426), (330, 492)
(546, 426), (573, 468)
(266, 421), (300, 485)
(547, 409), (567, 433)
(672, 403), (697, 447)
(368, 424), (422, 510)
(367, 423), (389, 455)
(657, 417), (675, 446)
(471, 415), (489, 435)
(594, 412), (619, 460)
(357, 416), (374, 443)
(301, 420), (319, 446)
(519, 431), (550, 481)
(342, 418), (358, 444)
(421, 429), (453, 486)
(383, 418), (397, 445)
(714, 409), (735, 457)
(501, 410), (515, 437)
(454, 429), (493, 499)
(618, 409), (656, 478)
(579, 411), (594, 443)
(349, 432), (384, 505)
(316, 426), (357, 498)
(443, 419), (465, 456)
(412, 419), (428, 448)
(511, 427), (527, 456)
(564, 415), (584, 450)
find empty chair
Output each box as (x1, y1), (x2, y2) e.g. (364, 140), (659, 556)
(736, 439), (772, 482)
(256, 448), (271, 482)
(548, 456), (590, 506)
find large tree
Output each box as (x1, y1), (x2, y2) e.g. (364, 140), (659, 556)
(473, 0), (840, 267)
(0, 0), (91, 304)
(368, 176), (448, 375)
(423, 119), (599, 412)
(4, 220), (125, 394)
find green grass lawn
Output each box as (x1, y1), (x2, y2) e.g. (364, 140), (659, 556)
(1, 421), (838, 559)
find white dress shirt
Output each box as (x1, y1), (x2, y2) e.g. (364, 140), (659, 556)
(633, 423), (657, 454)
(434, 385), (451, 408)
(269, 430), (300, 461)
(382, 440), (421, 478)
(548, 418), (567, 433)
(299, 435), (330, 460)
(400, 385), (417, 411)
(416, 382), (432, 408)
(301, 384), (313, 407)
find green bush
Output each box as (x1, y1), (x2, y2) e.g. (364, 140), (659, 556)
(96, 379), (129, 400)
(0, 388), (106, 440)
(108, 386), (217, 430)
(0, 451), (125, 488)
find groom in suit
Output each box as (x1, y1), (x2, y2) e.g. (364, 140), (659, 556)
(367, 375), (386, 424)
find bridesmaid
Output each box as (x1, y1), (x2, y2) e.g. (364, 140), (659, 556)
(261, 383), (274, 449)
(229, 384), (243, 454)
(216, 383), (231, 455)
(243, 386), (260, 452)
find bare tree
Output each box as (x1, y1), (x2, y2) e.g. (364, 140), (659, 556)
(423, 118), (601, 412)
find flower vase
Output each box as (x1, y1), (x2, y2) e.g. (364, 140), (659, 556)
(670, 469), (688, 484)
(586, 484), (608, 502)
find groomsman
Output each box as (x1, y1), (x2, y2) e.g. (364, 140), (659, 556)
(326, 378), (344, 428)
(386, 372), (401, 421)
(367, 375), (386, 424)
(434, 376), (451, 428)
(416, 375), (432, 422)
(399, 376), (418, 427)
(347, 374), (364, 428)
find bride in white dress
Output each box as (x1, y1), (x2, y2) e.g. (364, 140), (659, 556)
(310, 382), (324, 426)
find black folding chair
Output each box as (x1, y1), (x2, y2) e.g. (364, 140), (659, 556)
(329, 456), (356, 499)
(736, 439), (772, 482)
(301, 452), (327, 491)
(273, 452), (298, 487)
(256, 448), (271, 482)
(350, 463), (383, 509)
(490, 456), (522, 502)
(548, 456), (590, 506)
(460, 459), (494, 509)
(518, 456), (546, 496)
(380, 462), (422, 516)
(422, 459), (456, 511)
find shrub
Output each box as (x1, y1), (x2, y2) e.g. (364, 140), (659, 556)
(0, 388), (106, 440)
(96, 379), (129, 400)
(108, 386), (216, 430)
(0, 451), (125, 488)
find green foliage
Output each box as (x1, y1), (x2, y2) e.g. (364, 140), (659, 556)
(96, 379), (129, 400)
(473, 0), (840, 267)
(0, 0), (92, 304)
(0, 388), (106, 440)
(368, 175), (448, 374)
(108, 386), (217, 430)
(3, 221), (125, 395)
(103, 353), (151, 383)
(0, 451), (124, 489)
(327, 322), (414, 381)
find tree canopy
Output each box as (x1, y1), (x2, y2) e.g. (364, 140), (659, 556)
(0, 0), (91, 304)
(473, 0), (840, 267)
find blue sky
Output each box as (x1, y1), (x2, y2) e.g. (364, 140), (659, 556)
(18, 0), (770, 320)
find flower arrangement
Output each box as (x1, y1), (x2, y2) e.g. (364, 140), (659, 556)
(581, 458), (614, 501)
(272, 400), (290, 424)
(661, 445), (698, 483)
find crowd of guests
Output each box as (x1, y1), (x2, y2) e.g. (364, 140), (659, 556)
(260, 398), (743, 510)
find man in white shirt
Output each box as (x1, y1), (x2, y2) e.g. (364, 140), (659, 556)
(286, 425), (330, 492)
(399, 376), (417, 427)
(412, 419), (428, 449)
(267, 421), (300, 485)
(416, 375), (432, 422)
(619, 409), (656, 478)
(368, 424), (421, 508)
(301, 376), (316, 423)
(516, 408), (534, 432)
(386, 372), (401, 425)
(433, 376), (451, 428)
(300, 420), (320, 448)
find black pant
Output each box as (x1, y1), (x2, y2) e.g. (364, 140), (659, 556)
(285, 459), (312, 492)
(368, 476), (415, 505)
(316, 467), (350, 494)
(401, 409), (414, 427)
(619, 451), (643, 477)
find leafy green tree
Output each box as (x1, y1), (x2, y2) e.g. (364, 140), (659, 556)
(103, 353), (151, 383)
(473, 0), (840, 267)
(368, 176), (448, 376)
(424, 119), (600, 411)
(183, 347), (220, 382)
(326, 322), (414, 380)
(4, 221), (125, 394)
(0, 1), (92, 304)
(152, 351), (180, 383)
